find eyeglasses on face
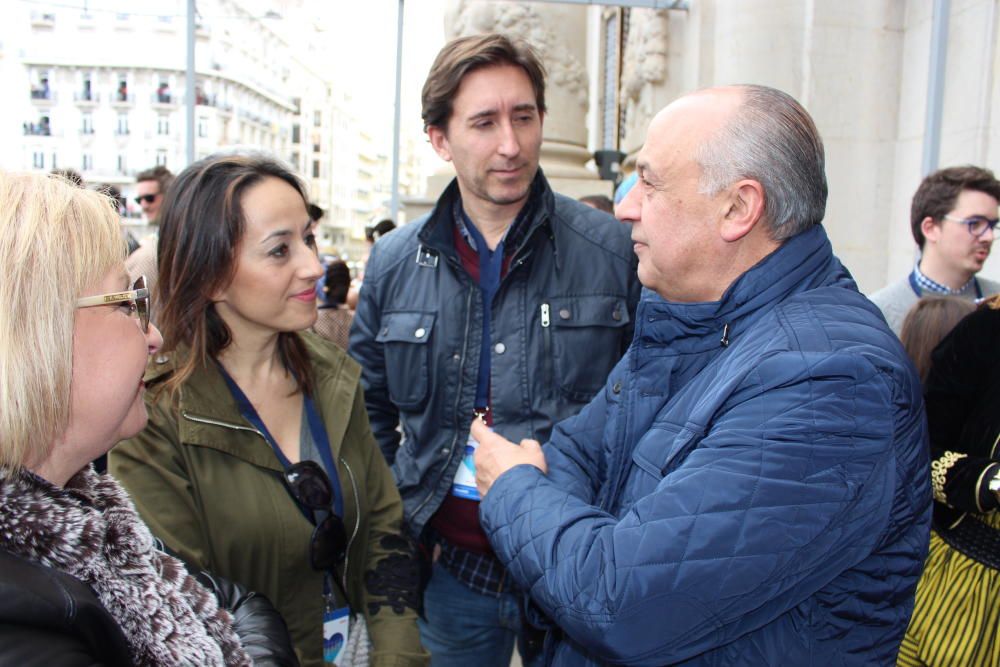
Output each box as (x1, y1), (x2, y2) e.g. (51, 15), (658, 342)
(75, 275), (150, 333)
(943, 214), (999, 238)
(284, 460), (348, 572)
(134, 193), (159, 205)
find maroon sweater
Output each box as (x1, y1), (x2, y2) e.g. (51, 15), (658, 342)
(429, 225), (512, 554)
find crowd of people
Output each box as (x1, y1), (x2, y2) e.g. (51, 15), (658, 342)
(1, 30), (999, 667)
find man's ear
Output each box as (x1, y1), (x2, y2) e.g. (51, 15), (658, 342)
(920, 216), (941, 244)
(719, 179), (765, 242)
(427, 124), (452, 162)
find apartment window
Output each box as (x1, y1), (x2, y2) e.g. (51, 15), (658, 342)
(156, 149), (168, 167)
(116, 113), (129, 135)
(197, 116), (208, 138)
(157, 115), (170, 135)
(312, 160), (320, 178)
(32, 151), (44, 169)
(292, 123), (300, 144)
(312, 142), (321, 153)
(51, 153), (57, 170)
(82, 153), (93, 171)
(313, 110), (321, 127)
(117, 154), (126, 173)
(116, 76), (129, 102)
(81, 112), (93, 134)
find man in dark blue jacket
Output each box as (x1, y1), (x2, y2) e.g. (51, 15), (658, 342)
(474, 85), (931, 666)
(349, 33), (640, 666)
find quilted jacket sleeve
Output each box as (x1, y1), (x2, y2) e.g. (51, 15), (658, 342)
(348, 244), (402, 465)
(481, 351), (912, 665)
(539, 380), (616, 506)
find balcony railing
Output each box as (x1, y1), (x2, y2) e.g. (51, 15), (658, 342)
(30, 87), (54, 102)
(74, 91), (99, 104)
(152, 91), (176, 105)
(110, 91), (134, 105)
(24, 122), (52, 136)
(31, 12), (55, 27)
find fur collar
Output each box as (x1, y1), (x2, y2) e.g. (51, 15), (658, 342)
(0, 466), (250, 666)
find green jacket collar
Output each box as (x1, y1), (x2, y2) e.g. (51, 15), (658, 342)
(145, 333), (360, 472)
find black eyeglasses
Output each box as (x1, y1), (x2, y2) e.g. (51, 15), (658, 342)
(75, 275), (150, 334)
(134, 193), (159, 205)
(283, 460), (348, 572)
(943, 214), (999, 238)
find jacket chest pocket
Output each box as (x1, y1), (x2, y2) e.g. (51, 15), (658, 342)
(631, 422), (704, 484)
(376, 311), (436, 409)
(544, 295), (631, 402)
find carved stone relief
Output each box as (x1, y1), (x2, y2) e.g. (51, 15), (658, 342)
(620, 8), (670, 148)
(445, 0), (588, 112)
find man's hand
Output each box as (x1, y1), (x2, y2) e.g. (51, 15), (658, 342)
(472, 418), (547, 497)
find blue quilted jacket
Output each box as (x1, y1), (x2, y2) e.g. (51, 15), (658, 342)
(480, 225), (931, 666)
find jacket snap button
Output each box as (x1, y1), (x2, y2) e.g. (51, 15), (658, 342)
(494, 342), (506, 354)
(559, 308), (571, 320)
(612, 309), (622, 321)
(414, 327), (426, 338)
(612, 381), (622, 394)
(441, 447), (450, 455)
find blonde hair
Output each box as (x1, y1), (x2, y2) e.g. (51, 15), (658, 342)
(0, 171), (124, 470)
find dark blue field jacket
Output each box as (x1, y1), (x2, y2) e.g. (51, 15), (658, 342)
(480, 225), (932, 666)
(350, 173), (642, 537)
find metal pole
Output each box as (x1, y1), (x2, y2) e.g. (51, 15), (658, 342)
(186, 0), (196, 166)
(922, 0), (950, 177)
(390, 0), (404, 223)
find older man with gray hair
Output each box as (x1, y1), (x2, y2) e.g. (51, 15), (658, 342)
(470, 85), (931, 665)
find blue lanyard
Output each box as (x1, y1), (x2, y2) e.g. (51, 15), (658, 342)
(462, 211), (505, 410)
(217, 363), (344, 517)
(908, 270), (982, 299)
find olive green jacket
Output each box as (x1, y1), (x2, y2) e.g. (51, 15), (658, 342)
(110, 333), (427, 667)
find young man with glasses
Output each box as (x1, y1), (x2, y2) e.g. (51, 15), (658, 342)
(870, 166), (1000, 334)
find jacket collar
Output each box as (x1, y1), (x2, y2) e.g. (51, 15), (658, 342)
(418, 169), (556, 262)
(145, 334), (359, 470)
(637, 225), (852, 352)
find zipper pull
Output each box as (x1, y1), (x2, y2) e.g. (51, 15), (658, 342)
(540, 303), (550, 328)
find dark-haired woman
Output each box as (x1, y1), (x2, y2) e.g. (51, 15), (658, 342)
(313, 259), (354, 350)
(110, 155), (427, 667)
(898, 294), (1000, 665)
(898, 296), (974, 384)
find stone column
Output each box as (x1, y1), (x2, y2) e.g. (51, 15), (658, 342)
(421, 0), (601, 201)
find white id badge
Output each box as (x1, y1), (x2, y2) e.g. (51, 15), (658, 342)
(451, 428), (489, 500)
(323, 606), (350, 666)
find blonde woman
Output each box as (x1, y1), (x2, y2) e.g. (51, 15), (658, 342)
(0, 172), (296, 665)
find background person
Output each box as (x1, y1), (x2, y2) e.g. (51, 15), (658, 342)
(870, 166), (1000, 334)
(110, 155), (427, 667)
(577, 194), (613, 213)
(898, 296), (975, 384)
(313, 259), (353, 350)
(0, 171), (295, 666)
(898, 294), (1000, 665)
(126, 165), (176, 323)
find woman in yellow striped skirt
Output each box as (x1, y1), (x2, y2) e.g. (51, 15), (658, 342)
(898, 296), (1000, 666)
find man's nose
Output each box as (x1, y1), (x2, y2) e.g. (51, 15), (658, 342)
(615, 180), (641, 224)
(497, 122), (521, 158)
